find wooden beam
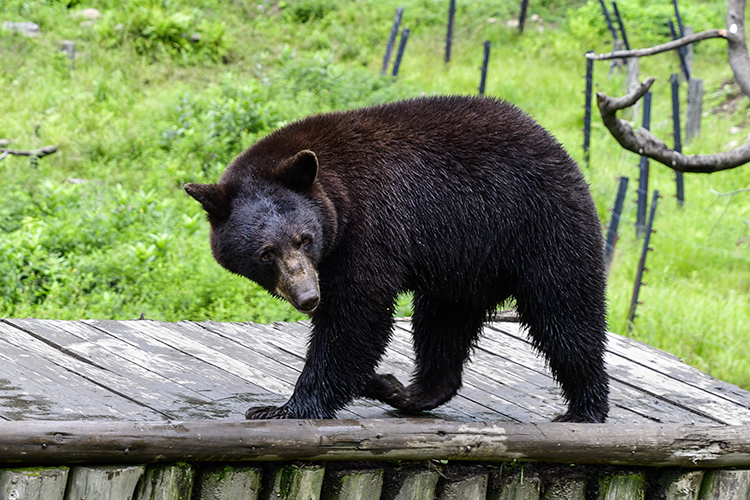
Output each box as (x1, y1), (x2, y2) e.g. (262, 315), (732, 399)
(2, 420), (750, 468)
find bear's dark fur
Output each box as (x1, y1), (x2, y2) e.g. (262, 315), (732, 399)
(185, 95), (609, 423)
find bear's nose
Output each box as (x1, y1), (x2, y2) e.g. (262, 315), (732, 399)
(296, 289), (320, 313)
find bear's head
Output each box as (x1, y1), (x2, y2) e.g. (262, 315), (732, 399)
(185, 150), (326, 314)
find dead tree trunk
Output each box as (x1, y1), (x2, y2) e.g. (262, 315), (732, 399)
(587, 0), (750, 173)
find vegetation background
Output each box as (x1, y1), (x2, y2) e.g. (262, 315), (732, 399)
(1, 0), (749, 389)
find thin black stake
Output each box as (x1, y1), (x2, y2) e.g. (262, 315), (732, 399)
(597, 0), (619, 42)
(479, 41), (491, 96)
(392, 28), (410, 78)
(672, 0), (686, 38)
(611, 2), (630, 50)
(518, 0), (529, 34)
(583, 54), (594, 167)
(668, 19), (691, 81)
(381, 8), (404, 76)
(628, 190), (659, 331)
(636, 91), (652, 238)
(671, 73), (685, 206)
(445, 0), (456, 63)
(605, 176), (630, 270)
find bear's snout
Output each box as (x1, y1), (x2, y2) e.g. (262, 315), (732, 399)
(275, 251), (320, 314)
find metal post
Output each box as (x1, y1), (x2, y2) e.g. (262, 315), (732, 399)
(598, 0), (619, 42)
(636, 91), (652, 238)
(671, 73), (685, 206)
(583, 54), (594, 167)
(605, 176), (630, 271)
(611, 2), (630, 50)
(381, 8), (404, 76)
(479, 41), (491, 96)
(518, 0), (529, 34)
(445, 0), (456, 63)
(392, 28), (410, 78)
(628, 190), (659, 331)
(668, 19), (691, 81)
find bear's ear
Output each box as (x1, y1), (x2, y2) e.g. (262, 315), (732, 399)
(184, 183), (230, 219)
(274, 150), (318, 190)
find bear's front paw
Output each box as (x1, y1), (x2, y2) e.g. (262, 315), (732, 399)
(245, 405), (289, 419)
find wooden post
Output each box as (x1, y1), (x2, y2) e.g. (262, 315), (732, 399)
(445, 0), (456, 63)
(134, 463), (195, 500)
(583, 55), (594, 166)
(636, 91), (652, 238)
(697, 470), (750, 499)
(671, 73), (685, 206)
(437, 467), (488, 500)
(64, 465), (145, 500)
(629, 190), (659, 331)
(385, 468), (440, 500)
(604, 176), (629, 270)
(625, 57), (640, 120)
(543, 479), (586, 500)
(686, 78), (703, 144)
(196, 466), (262, 500)
(597, 473), (646, 500)
(266, 465), (325, 500)
(655, 470), (704, 500)
(479, 41), (491, 96)
(392, 29), (410, 78)
(0, 468), (68, 500)
(381, 8), (404, 76)
(489, 467), (540, 500)
(322, 468), (383, 500)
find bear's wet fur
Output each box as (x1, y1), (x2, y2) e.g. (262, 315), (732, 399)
(185, 95), (609, 423)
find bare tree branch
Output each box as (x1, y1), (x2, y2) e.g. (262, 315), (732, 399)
(586, 29), (728, 61)
(727, 0), (750, 98)
(596, 79), (750, 173)
(0, 145), (58, 158)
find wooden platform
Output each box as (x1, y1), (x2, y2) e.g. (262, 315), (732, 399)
(2, 317), (750, 425)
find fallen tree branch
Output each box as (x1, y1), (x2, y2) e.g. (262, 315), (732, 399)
(596, 78), (750, 173)
(0, 145), (58, 158)
(586, 29), (728, 60)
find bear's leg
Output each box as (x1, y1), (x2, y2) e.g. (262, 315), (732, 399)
(515, 293), (609, 423)
(364, 295), (486, 413)
(245, 290), (395, 419)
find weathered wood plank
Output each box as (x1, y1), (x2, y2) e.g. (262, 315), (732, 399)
(0, 330), (160, 421)
(264, 464), (325, 500)
(486, 323), (750, 424)
(7, 319), (223, 414)
(321, 468), (383, 500)
(76, 319), (281, 416)
(697, 469), (750, 499)
(4, 420), (748, 468)
(64, 465), (145, 500)
(134, 463), (195, 500)
(195, 466), (262, 500)
(0, 467), (69, 500)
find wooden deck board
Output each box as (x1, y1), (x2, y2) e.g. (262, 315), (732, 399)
(0, 318), (749, 424)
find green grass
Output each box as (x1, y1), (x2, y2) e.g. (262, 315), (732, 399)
(2, 0), (750, 389)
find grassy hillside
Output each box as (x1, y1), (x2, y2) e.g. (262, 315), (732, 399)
(2, 0), (750, 389)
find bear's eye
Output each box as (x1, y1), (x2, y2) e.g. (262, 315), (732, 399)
(300, 236), (312, 247)
(259, 249), (274, 263)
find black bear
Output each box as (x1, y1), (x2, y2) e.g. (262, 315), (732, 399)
(185, 95), (609, 423)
